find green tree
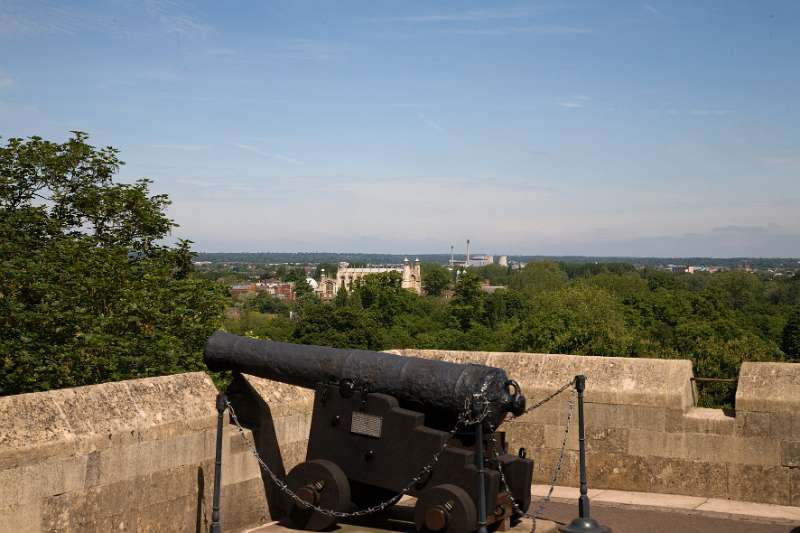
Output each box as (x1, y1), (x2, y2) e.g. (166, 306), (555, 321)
(782, 306), (800, 361)
(333, 285), (349, 307)
(248, 292), (290, 316)
(511, 285), (634, 356)
(291, 301), (381, 350)
(314, 262), (338, 281)
(472, 263), (512, 286)
(508, 261), (567, 299)
(422, 263), (451, 296)
(450, 270), (483, 330)
(292, 278), (314, 300)
(0, 133), (227, 395)
(350, 271), (415, 326)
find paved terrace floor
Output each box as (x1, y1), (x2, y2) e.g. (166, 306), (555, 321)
(247, 486), (800, 533)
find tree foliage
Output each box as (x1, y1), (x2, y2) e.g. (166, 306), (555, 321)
(0, 133), (227, 395)
(422, 263), (451, 296)
(227, 261), (798, 408)
(508, 261), (567, 298)
(783, 306), (800, 361)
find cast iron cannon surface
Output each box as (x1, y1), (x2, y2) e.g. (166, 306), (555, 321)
(205, 331), (525, 429)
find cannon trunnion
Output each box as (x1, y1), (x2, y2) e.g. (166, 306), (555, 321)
(205, 332), (533, 533)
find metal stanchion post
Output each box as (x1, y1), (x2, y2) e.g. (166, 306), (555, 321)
(558, 375), (611, 533)
(211, 392), (227, 533)
(475, 400), (489, 533)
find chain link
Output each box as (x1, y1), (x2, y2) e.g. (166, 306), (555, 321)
(513, 378), (576, 418)
(490, 384), (576, 533)
(225, 377), (576, 526)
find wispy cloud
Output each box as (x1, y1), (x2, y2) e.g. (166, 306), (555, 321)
(233, 143), (304, 166)
(557, 95), (589, 109)
(376, 8), (533, 23)
(205, 47), (237, 57)
(440, 25), (592, 36)
(0, 70), (13, 89)
(760, 155), (800, 170)
(391, 103), (426, 109)
(0, 0), (209, 38)
(0, 1), (104, 37)
(267, 39), (351, 61)
(416, 112), (444, 132)
(688, 109), (732, 116)
(643, 4), (663, 17)
(152, 143), (208, 151)
(143, 0), (211, 35)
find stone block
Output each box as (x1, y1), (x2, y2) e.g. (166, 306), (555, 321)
(514, 400), (572, 426)
(0, 454), (89, 508)
(782, 441), (800, 467)
(666, 407), (734, 435)
(92, 429), (211, 486)
(0, 393), (72, 448)
(768, 412), (800, 440)
(791, 467), (800, 507)
(736, 362), (800, 413)
(627, 430), (687, 459)
(136, 493), (197, 533)
(220, 477), (271, 528)
(727, 463), (791, 505)
(682, 433), (782, 466)
(734, 410), (771, 437)
(505, 421), (545, 450)
(544, 424), (578, 451)
(532, 447), (579, 487)
(586, 402), (667, 432)
(586, 426), (629, 454)
(541, 424), (626, 454)
(242, 374), (315, 418)
(0, 502), (41, 533)
(588, 452), (729, 498)
(221, 450), (262, 486)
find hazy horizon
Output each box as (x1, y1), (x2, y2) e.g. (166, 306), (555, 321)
(194, 250), (800, 261)
(2, 1), (799, 256)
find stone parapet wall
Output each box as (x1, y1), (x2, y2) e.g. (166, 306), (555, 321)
(1, 352), (797, 532)
(390, 350), (800, 506)
(0, 373), (310, 533)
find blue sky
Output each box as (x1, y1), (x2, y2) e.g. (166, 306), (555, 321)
(1, 1), (799, 256)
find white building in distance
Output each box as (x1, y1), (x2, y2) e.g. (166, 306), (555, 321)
(320, 258), (423, 297)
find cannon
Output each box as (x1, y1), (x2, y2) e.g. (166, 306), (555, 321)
(205, 331), (534, 533)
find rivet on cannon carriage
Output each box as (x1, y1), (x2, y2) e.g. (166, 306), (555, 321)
(204, 331), (534, 533)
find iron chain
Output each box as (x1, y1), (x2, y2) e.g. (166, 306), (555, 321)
(226, 378), (492, 519)
(225, 377), (576, 526)
(491, 382), (576, 533)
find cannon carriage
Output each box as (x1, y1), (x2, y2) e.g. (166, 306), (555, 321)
(205, 332), (534, 533)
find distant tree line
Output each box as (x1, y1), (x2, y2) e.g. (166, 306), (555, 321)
(228, 261), (800, 408)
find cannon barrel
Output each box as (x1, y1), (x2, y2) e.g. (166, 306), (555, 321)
(204, 331), (525, 428)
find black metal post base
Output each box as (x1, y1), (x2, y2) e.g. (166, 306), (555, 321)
(558, 517), (611, 533)
(210, 392), (228, 533)
(558, 375), (611, 533)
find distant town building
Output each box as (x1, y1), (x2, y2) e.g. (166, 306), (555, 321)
(336, 258), (422, 295)
(469, 255), (494, 267)
(480, 280), (505, 294)
(448, 240), (499, 268)
(498, 255), (508, 267)
(315, 269), (337, 300)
